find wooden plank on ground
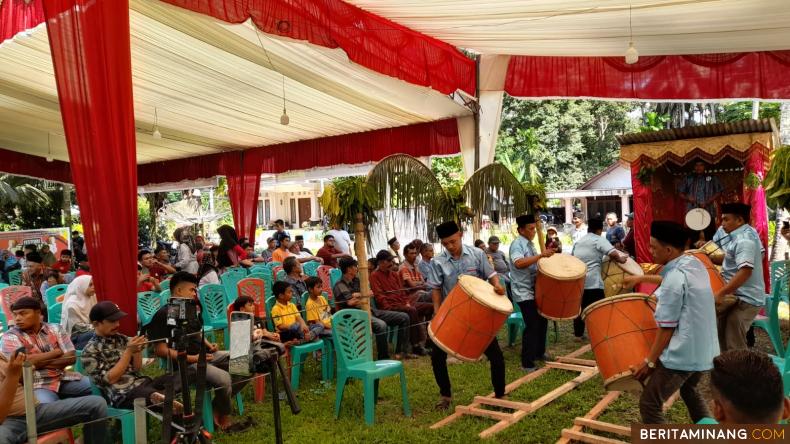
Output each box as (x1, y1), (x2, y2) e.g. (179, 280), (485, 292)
(560, 429), (629, 444)
(475, 396), (531, 411)
(564, 344), (592, 359)
(573, 418), (631, 436)
(556, 356), (597, 367)
(546, 361), (597, 373)
(456, 406), (514, 422)
(556, 391), (622, 444)
(663, 390), (680, 412)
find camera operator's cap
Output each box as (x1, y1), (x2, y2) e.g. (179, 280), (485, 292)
(90, 301), (127, 322)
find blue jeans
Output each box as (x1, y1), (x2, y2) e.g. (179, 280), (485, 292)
(308, 323), (331, 338)
(0, 395), (108, 444)
(34, 375), (92, 404)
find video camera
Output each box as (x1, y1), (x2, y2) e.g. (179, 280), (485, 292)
(165, 297), (203, 337)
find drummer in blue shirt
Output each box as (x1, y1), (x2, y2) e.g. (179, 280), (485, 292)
(427, 221), (507, 411)
(632, 221), (719, 424)
(712, 203), (765, 351)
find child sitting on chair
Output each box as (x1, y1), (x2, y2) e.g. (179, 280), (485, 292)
(304, 277), (332, 338)
(271, 281), (315, 343)
(710, 349), (790, 424)
(232, 295), (280, 342)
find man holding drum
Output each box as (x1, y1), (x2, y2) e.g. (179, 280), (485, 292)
(427, 221), (507, 411)
(571, 218), (627, 341)
(509, 214), (555, 372)
(632, 221), (719, 424)
(712, 203), (765, 351)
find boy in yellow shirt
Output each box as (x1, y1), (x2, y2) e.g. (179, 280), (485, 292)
(271, 281), (314, 343)
(304, 277), (332, 338)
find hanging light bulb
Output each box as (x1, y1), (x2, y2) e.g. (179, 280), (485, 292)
(46, 133), (53, 162)
(625, 4), (638, 65)
(152, 107), (162, 139)
(280, 76), (289, 126)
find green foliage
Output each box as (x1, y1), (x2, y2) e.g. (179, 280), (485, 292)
(462, 163), (529, 219)
(0, 176), (65, 230)
(639, 112), (670, 132)
(496, 128), (543, 185)
(431, 155), (465, 189)
(765, 145), (790, 210)
(497, 97), (639, 192)
(320, 176), (381, 229)
(717, 101), (781, 123)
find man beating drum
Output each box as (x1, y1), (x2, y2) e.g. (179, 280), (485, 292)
(571, 218), (628, 341)
(710, 203), (765, 352)
(427, 221), (507, 411)
(631, 221), (719, 424)
(509, 214), (555, 373)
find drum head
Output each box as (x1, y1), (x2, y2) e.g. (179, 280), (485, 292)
(457, 275), (513, 314)
(617, 257), (644, 276)
(581, 293), (652, 320)
(538, 254), (587, 280)
(604, 371), (644, 393)
(685, 208), (711, 231)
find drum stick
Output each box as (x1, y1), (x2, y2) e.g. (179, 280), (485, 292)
(535, 216), (546, 254)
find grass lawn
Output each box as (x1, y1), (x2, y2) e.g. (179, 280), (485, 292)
(132, 319), (782, 444)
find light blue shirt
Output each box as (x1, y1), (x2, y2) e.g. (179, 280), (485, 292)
(427, 244), (497, 301)
(654, 255), (719, 371)
(718, 224), (765, 306)
(508, 236), (538, 302)
(572, 233), (615, 289)
(418, 259), (433, 281)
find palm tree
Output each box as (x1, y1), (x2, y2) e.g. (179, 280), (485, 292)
(0, 174), (52, 211)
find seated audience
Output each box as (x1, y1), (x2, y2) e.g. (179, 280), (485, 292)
(283, 257), (307, 305)
(14, 250), (25, 271)
(39, 245), (56, 268)
(710, 349), (790, 424)
(51, 249), (73, 274)
(232, 296), (280, 342)
(333, 258), (410, 360)
(60, 275), (97, 349)
(144, 272), (250, 432)
(21, 251), (47, 304)
(474, 239), (486, 251)
(174, 227), (199, 275)
(242, 242), (265, 263)
(217, 225), (253, 270)
(39, 270), (62, 299)
(271, 236), (293, 264)
(399, 243), (429, 302)
(75, 262), (91, 278)
(139, 250), (172, 282)
(197, 254), (220, 288)
(136, 262), (161, 293)
(288, 241), (322, 264)
(0, 349), (108, 444)
(294, 235), (313, 255)
(0, 297), (92, 403)
(316, 235), (350, 268)
(304, 277), (332, 338)
(153, 246), (177, 276)
(270, 281), (315, 343)
(418, 243), (434, 279)
(371, 251), (431, 356)
(261, 238), (276, 263)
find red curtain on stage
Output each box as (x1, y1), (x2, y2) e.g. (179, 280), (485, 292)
(630, 161), (653, 264)
(505, 51), (790, 100)
(743, 146), (771, 291)
(226, 150), (263, 243)
(0, 147), (72, 183)
(0, 0), (45, 44)
(43, 0), (139, 334)
(160, 0), (474, 95)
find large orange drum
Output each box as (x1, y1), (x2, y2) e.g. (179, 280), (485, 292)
(582, 293), (658, 392)
(685, 249), (726, 294)
(535, 254), (587, 320)
(428, 275), (513, 362)
(635, 263), (663, 295)
(601, 257), (644, 297)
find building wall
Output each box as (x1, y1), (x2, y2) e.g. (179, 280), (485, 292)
(259, 189), (322, 228)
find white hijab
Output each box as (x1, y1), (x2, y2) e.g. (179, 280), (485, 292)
(61, 275), (97, 334)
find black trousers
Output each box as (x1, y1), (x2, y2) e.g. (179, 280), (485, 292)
(574, 289), (604, 338)
(431, 339), (506, 398)
(116, 374), (180, 410)
(518, 300), (547, 368)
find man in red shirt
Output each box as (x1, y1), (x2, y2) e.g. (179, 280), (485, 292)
(316, 235), (351, 268)
(399, 243), (429, 302)
(50, 249), (73, 274)
(370, 250), (433, 356)
(138, 250), (174, 282)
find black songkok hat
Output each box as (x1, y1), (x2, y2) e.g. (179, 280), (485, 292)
(721, 203), (751, 219)
(387, 237), (398, 246)
(25, 251), (43, 263)
(435, 221), (460, 239)
(515, 214), (536, 228)
(650, 220), (686, 249)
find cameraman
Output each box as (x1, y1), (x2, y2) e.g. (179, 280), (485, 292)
(144, 272), (250, 433)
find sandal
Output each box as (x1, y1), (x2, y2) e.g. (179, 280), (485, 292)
(434, 397), (452, 411)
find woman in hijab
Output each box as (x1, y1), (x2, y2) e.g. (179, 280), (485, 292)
(216, 225), (253, 269)
(174, 227), (199, 275)
(61, 275), (97, 349)
(197, 248), (220, 288)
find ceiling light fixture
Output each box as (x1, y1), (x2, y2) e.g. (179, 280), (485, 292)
(152, 107), (162, 139)
(254, 26), (290, 126)
(625, 4), (639, 64)
(46, 133), (53, 162)
(280, 76), (289, 126)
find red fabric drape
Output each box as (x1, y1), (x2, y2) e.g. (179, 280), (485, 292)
(160, 0), (474, 95)
(506, 51), (790, 100)
(226, 150), (263, 242)
(743, 146), (771, 291)
(0, 0), (45, 44)
(136, 118), (460, 185)
(630, 160), (653, 263)
(43, 0), (139, 334)
(0, 147), (71, 183)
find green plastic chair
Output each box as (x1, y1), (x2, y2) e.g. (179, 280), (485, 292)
(137, 291), (163, 327)
(0, 283), (7, 290)
(159, 279), (170, 292)
(78, 356), (137, 444)
(221, 269), (246, 304)
(265, 295), (327, 390)
(329, 268), (342, 290)
(754, 261), (788, 357)
(159, 289), (171, 306)
(48, 302), (63, 325)
(301, 291), (335, 380)
(332, 309), (411, 425)
(45, 284), (68, 307)
(249, 264), (269, 275)
(368, 297), (399, 352)
(276, 269), (286, 282)
(8, 270), (21, 286)
(303, 261), (320, 277)
(506, 298), (524, 346)
(199, 284), (230, 348)
(267, 261), (282, 270)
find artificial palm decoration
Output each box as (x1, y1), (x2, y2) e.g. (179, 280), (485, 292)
(0, 174), (52, 210)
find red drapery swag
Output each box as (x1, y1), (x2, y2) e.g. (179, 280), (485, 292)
(0, 147), (72, 183)
(43, 0), (139, 334)
(630, 161), (653, 264)
(161, 0), (474, 95)
(0, 0), (45, 44)
(506, 51), (790, 100)
(225, 150), (263, 243)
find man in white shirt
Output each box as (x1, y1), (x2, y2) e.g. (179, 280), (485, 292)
(327, 223), (353, 256)
(571, 212), (587, 244)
